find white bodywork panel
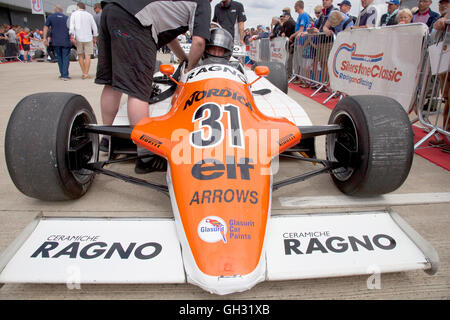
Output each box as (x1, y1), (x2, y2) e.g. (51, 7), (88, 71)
(112, 67), (312, 127)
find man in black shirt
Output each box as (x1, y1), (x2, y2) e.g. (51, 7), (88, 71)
(212, 0), (247, 45)
(280, 12), (296, 39)
(279, 12), (296, 78)
(95, 0), (211, 173)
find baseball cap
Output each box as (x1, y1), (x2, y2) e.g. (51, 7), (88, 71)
(439, 0), (449, 3)
(338, 0), (352, 6)
(386, 0), (401, 4)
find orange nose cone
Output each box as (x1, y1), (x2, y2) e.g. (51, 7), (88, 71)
(160, 64), (175, 76)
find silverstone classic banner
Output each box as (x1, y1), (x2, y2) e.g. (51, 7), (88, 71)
(328, 23), (428, 112)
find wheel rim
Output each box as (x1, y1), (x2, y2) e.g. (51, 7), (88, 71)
(327, 111), (359, 182)
(67, 110), (98, 184)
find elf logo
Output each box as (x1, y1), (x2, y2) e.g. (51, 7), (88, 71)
(191, 156), (254, 180)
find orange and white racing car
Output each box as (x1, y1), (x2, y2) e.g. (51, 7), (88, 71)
(4, 53), (438, 294)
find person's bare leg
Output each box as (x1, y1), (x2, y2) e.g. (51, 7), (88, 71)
(84, 55), (91, 76)
(127, 96), (155, 169)
(127, 96), (149, 126)
(78, 54), (86, 77)
(100, 85), (122, 125)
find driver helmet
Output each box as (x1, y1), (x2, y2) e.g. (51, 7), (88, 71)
(204, 27), (234, 62)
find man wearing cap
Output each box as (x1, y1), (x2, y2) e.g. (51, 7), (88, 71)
(255, 25), (269, 39)
(435, 0), (450, 25)
(381, 0), (400, 26)
(412, 0), (440, 32)
(280, 12), (296, 38)
(338, 0), (357, 23)
(279, 11), (296, 78)
(212, 0), (247, 45)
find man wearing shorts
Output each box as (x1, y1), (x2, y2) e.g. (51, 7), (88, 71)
(95, 0), (211, 173)
(18, 27), (31, 62)
(69, 2), (98, 79)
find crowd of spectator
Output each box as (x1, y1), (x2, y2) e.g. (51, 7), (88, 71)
(237, 0), (446, 83)
(247, 0), (447, 44)
(0, 24), (45, 62)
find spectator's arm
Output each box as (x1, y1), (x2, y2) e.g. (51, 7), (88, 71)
(433, 14), (448, 31)
(167, 38), (188, 63)
(91, 15), (98, 37)
(43, 25), (49, 46)
(186, 35), (206, 72)
(69, 14), (75, 36)
(290, 25), (305, 41)
(323, 20), (332, 36)
(238, 21), (245, 45)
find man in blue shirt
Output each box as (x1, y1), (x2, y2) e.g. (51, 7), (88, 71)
(43, 5), (72, 80)
(289, 0), (311, 43)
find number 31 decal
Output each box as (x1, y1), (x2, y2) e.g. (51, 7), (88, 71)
(190, 103), (243, 149)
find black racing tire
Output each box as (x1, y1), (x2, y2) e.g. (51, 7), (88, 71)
(326, 95), (414, 196)
(5, 93), (98, 201)
(252, 61), (288, 94)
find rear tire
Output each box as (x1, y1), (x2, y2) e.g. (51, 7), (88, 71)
(326, 95), (414, 196)
(5, 93), (98, 200)
(253, 61), (288, 94)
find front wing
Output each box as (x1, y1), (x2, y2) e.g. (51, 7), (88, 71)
(0, 210), (438, 294)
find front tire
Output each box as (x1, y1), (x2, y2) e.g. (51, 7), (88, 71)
(326, 95), (414, 196)
(5, 93), (98, 200)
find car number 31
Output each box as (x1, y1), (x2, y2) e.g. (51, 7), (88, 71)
(190, 103), (244, 149)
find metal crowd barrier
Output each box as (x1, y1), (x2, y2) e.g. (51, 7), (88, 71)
(291, 32), (338, 103)
(412, 21), (450, 150)
(247, 37), (289, 66)
(1, 43), (20, 62)
(259, 38), (271, 62)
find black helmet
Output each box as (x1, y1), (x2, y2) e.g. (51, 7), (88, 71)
(204, 28), (234, 61)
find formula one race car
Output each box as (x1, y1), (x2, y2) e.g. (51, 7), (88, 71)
(4, 54), (436, 295)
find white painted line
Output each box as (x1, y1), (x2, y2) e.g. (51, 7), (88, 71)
(279, 192), (450, 208)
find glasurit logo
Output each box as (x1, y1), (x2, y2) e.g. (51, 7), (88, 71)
(198, 216), (227, 244)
